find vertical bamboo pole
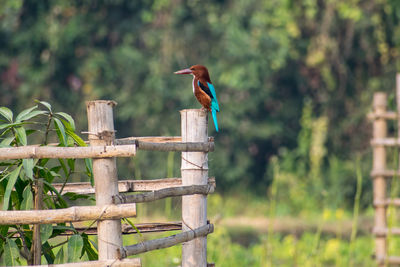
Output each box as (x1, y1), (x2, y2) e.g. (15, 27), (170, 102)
(86, 100), (122, 260)
(373, 93), (387, 264)
(181, 109), (208, 267)
(32, 178), (43, 265)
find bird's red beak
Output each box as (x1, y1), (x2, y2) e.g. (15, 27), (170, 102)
(174, 68), (192, 75)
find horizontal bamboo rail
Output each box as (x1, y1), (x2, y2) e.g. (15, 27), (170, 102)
(0, 203), (136, 224)
(374, 199), (400, 207)
(367, 111), (397, 120)
(115, 138), (214, 152)
(113, 184), (215, 204)
(10, 222), (182, 237)
(370, 170), (400, 177)
(118, 223), (214, 258)
(14, 136), (214, 152)
(376, 256), (400, 265)
(0, 145), (136, 160)
(53, 177), (216, 194)
(373, 227), (400, 236)
(371, 138), (400, 146)
(27, 258), (141, 267)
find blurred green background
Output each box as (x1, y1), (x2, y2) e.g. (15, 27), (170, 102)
(1, 0), (400, 266)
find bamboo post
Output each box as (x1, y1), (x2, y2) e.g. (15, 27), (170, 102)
(373, 93), (387, 264)
(86, 100), (122, 260)
(32, 178), (43, 265)
(180, 109), (209, 267)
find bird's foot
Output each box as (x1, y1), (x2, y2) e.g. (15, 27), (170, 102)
(201, 107), (208, 112)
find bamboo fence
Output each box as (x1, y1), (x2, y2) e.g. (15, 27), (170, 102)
(369, 74), (400, 266)
(0, 101), (215, 266)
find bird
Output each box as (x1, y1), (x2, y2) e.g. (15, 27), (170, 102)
(174, 65), (220, 132)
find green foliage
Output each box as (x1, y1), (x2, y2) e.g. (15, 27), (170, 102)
(0, 102), (96, 265)
(1, 0), (397, 192)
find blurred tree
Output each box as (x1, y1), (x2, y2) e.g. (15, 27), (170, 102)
(0, 0), (399, 196)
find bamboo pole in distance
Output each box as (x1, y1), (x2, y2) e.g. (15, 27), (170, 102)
(180, 109), (209, 267)
(373, 93), (388, 265)
(86, 100), (122, 260)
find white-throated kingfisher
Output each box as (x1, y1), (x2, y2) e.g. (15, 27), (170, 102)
(174, 65), (220, 132)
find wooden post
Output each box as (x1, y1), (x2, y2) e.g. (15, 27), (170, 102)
(180, 109), (208, 267)
(32, 178), (43, 265)
(373, 93), (387, 264)
(86, 100), (122, 260)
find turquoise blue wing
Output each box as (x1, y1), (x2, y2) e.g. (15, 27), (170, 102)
(207, 82), (220, 112)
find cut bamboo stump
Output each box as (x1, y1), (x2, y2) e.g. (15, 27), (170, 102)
(180, 109), (209, 267)
(86, 100), (122, 261)
(372, 93), (388, 265)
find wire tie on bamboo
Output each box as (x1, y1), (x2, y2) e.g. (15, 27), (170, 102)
(181, 155), (207, 170)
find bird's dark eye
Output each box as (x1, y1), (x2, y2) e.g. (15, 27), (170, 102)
(190, 67), (195, 70)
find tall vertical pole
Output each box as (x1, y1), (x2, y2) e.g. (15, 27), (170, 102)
(86, 100), (122, 260)
(373, 93), (387, 265)
(181, 109), (208, 267)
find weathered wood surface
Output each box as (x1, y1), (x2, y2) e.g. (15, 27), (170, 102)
(370, 169), (400, 177)
(373, 227), (400, 236)
(372, 93), (388, 265)
(0, 203), (136, 224)
(113, 184), (215, 204)
(181, 109), (209, 267)
(374, 198), (400, 207)
(25, 258), (142, 267)
(367, 111), (397, 120)
(118, 224), (214, 258)
(376, 256), (400, 265)
(86, 100), (123, 261)
(0, 145), (136, 160)
(32, 178), (43, 265)
(371, 138), (400, 146)
(115, 137), (214, 152)
(52, 177), (216, 194)
(9, 222), (182, 237)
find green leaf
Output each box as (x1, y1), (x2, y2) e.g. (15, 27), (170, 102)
(85, 158), (94, 186)
(123, 218), (142, 237)
(58, 159), (69, 177)
(67, 159), (75, 172)
(42, 241), (55, 264)
(54, 246), (65, 264)
(0, 136), (14, 147)
(56, 112), (76, 131)
(0, 121), (26, 130)
(21, 185), (33, 210)
(15, 105), (37, 122)
(4, 238), (21, 266)
(23, 159), (33, 180)
(3, 165), (22, 210)
(43, 180), (68, 208)
(36, 100), (52, 112)
(81, 233), (98, 260)
(68, 234), (83, 263)
(0, 107), (13, 122)
(17, 110), (48, 122)
(54, 118), (67, 145)
(15, 127), (27, 146)
(41, 224), (53, 244)
(65, 125), (86, 147)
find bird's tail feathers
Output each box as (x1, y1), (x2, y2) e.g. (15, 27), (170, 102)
(211, 108), (219, 132)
